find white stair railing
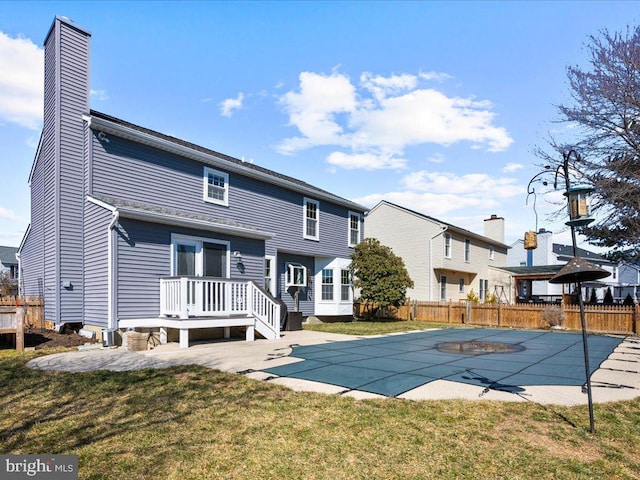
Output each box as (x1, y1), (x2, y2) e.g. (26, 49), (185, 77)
(160, 278), (281, 338)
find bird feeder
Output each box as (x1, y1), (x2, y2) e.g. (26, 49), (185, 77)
(564, 186), (594, 227)
(524, 230), (538, 250)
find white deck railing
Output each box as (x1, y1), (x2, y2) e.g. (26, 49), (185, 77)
(159, 277), (280, 338)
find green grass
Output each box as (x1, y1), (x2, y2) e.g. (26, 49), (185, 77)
(303, 319), (455, 335)
(1, 346), (639, 479)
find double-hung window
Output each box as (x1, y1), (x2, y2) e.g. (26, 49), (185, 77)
(440, 275), (447, 301)
(203, 167), (229, 206)
(444, 233), (452, 258)
(321, 269), (334, 301)
(348, 212), (361, 247)
(489, 246), (495, 261)
(303, 198), (319, 241)
(341, 269), (351, 301)
(464, 239), (471, 262)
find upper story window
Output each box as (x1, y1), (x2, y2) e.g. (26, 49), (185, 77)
(286, 263), (307, 287)
(203, 167), (229, 206)
(303, 198), (319, 241)
(464, 239), (471, 262)
(348, 212), (361, 247)
(444, 233), (452, 258)
(489, 246), (495, 261)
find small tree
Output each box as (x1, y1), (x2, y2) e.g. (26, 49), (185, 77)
(0, 272), (18, 297)
(350, 238), (413, 319)
(589, 288), (598, 304)
(623, 293), (635, 306)
(603, 287), (614, 305)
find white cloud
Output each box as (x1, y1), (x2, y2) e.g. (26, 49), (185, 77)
(503, 162), (524, 173)
(277, 71), (356, 154)
(326, 151), (408, 170)
(403, 171), (523, 198)
(0, 207), (21, 222)
(0, 31), (43, 129)
(220, 92), (245, 117)
(426, 153), (445, 164)
(90, 89), (109, 101)
(419, 71), (452, 82)
(355, 190), (492, 217)
(360, 72), (417, 101)
(276, 69), (513, 169)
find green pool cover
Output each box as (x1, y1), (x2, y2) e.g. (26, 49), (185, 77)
(262, 328), (623, 397)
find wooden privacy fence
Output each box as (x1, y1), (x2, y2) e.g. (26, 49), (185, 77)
(356, 300), (640, 335)
(0, 296), (45, 331)
(0, 305), (25, 351)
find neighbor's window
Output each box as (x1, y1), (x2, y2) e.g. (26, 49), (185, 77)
(489, 246), (495, 261)
(479, 279), (488, 301)
(286, 263), (307, 287)
(203, 167), (229, 206)
(444, 233), (452, 258)
(459, 277), (465, 293)
(303, 198), (320, 240)
(348, 212), (361, 247)
(321, 269), (334, 301)
(440, 275), (447, 301)
(464, 239), (471, 262)
(341, 269), (351, 301)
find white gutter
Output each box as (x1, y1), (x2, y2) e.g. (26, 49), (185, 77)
(428, 225), (448, 301)
(107, 209), (120, 331)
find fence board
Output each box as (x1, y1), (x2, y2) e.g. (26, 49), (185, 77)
(0, 296), (45, 331)
(355, 300), (639, 335)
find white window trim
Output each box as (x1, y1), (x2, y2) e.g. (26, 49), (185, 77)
(170, 233), (230, 278)
(489, 246), (495, 261)
(303, 197), (320, 241)
(440, 275), (447, 301)
(340, 269), (352, 302)
(444, 233), (452, 259)
(348, 211), (362, 247)
(203, 166), (229, 206)
(286, 262), (307, 287)
(265, 255), (276, 295)
(320, 268), (334, 302)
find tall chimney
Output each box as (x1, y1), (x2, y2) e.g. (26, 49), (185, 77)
(484, 214), (505, 244)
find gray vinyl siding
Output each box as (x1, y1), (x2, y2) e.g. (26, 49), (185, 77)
(57, 23), (89, 323)
(21, 152), (45, 296)
(90, 135), (360, 261)
(42, 26), (58, 322)
(83, 202), (110, 327)
(115, 218), (265, 319)
(277, 253), (314, 316)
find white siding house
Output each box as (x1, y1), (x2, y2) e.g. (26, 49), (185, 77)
(365, 201), (512, 303)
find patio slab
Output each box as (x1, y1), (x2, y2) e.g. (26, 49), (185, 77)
(25, 327), (640, 406)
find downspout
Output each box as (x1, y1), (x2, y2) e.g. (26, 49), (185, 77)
(107, 209), (120, 332)
(429, 225), (448, 301)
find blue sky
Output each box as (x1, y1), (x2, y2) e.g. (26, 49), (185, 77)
(1, 1), (638, 250)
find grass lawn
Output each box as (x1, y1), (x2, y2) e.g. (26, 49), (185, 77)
(1, 334), (639, 479)
(303, 318), (458, 335)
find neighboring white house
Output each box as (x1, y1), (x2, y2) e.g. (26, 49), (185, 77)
(365, 201), (512, 303)
(507, 228), (621, 302)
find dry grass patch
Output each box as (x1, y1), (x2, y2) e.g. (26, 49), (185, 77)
(0, 349), (639, 479)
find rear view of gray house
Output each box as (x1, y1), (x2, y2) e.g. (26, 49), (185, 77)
(18, 17), (366, 347)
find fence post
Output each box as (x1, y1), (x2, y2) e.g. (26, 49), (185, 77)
(447, 303), (452, 323)
(498, 302), (502, 327)
(16, 305), (25, 352)
(634, 304), (640, 335)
